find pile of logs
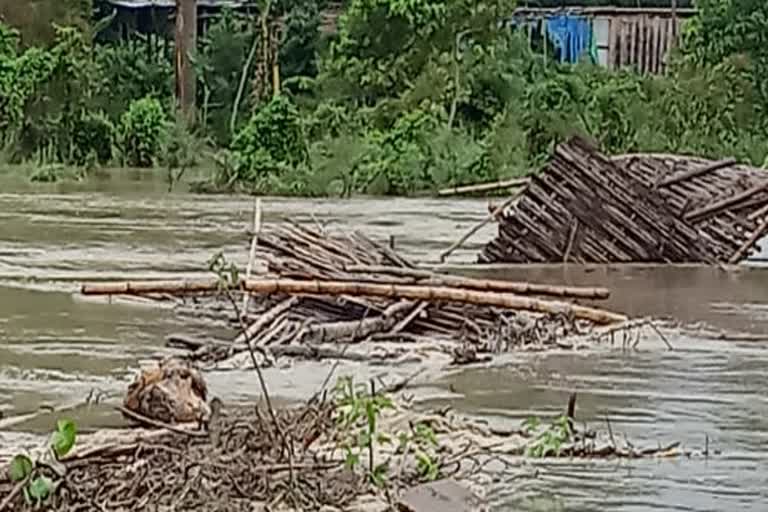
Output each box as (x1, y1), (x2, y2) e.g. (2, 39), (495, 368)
(82, 223), (627, 363)
(479, 136), (768, 264)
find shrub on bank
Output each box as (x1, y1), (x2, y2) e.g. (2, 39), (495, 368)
(228, 95), (309, 184)
(72, 111), (116, 166)
(120, 97), (169, 168)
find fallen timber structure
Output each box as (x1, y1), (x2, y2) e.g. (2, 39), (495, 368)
(80, 222), (628, 365)
(479, 136), (768, 264)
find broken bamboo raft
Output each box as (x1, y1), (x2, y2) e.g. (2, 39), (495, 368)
(81, 223), (627, 364)
(479, 136), (768, 264)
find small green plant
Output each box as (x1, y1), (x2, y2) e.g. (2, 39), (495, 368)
(8, 418), (77, 505)
(399, 422), (440, 481)
(334, 376), (394, 486)
(120, 96), (168, 167)
(332, 376), (441, 487)
(524, 414), (573, 458)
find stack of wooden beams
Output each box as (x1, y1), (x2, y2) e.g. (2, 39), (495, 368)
(479, 136), (768, 264)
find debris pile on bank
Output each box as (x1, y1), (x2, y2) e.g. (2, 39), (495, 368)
(0, 360), (496, 512)
(81, 222), (628, 366)
(0, 364), (699, 512)
(480, 136), (768, 264)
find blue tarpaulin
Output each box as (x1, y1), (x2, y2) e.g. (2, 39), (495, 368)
(545, 14), (594, 64)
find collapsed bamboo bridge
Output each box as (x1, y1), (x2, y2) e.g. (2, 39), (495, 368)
(479, 136), (768, 264)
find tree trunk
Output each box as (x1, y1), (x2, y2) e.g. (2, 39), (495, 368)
(175, 0), (197, 120)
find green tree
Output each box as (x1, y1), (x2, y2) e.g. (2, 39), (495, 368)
(319, 0), (516, 109)
(280, 0), (323, 80)
(680, 0), (768, 114)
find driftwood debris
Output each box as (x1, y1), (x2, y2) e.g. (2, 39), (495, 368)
(81, 222), (627, 364)
(480, 136), (768, 264)
(0, 389), (514, 512)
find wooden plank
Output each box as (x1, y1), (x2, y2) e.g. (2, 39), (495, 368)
(659, 158), (738, 187)
(629, 16), (637, 70)
(608, 17), (618, 69)
(639, 14), (647, 74)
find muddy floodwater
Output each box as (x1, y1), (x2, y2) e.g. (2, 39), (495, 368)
(1, 171), (767, 511)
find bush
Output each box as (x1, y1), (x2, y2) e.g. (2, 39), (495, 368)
(93, 40), (173, 121)
(230, 95), (309, 180)
(72, 111), (115, 165)
(120, 97), (168, 167)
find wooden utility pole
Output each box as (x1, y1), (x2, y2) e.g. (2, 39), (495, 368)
(175, 0), (197, 120)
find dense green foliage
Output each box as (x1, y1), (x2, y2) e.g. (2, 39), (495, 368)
(120, 97), (168, 167)
(0, 0), (91, 46)
(1, 0), (766, 192)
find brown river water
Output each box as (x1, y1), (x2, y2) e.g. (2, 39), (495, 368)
(1, 171), (767, 511)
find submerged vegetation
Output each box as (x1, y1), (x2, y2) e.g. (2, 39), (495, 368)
(0, 0), (766, 195)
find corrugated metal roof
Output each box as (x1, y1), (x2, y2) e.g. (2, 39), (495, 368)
(104, 0), (247, 8)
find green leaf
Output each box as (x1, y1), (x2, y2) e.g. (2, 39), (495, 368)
(523, 416), (541, 433)
(9, 454), (33, 481)
(358, 431), (372, 448)
(27, 476), (52, 501)
(344, 449), (360, 469)
(414, 423), (438, 446)
(50, 418), (77, 458)
(372, 462), (389, 487)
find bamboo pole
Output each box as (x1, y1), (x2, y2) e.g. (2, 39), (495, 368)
(242, 198), (262, 314)
(235, 296), (298, 345)
(437, 177), (530, 197)
(658, 158), (736, 187)
(685, 180), (768, 221)
(439, 191), (522, 263)
(81, 278), (627, 324)
(343, 264), (610, 299)
(728, 216), (768, 264)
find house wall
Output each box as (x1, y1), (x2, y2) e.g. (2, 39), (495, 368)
(605, 13), (687, 74)
(515, 7), (696, 75)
